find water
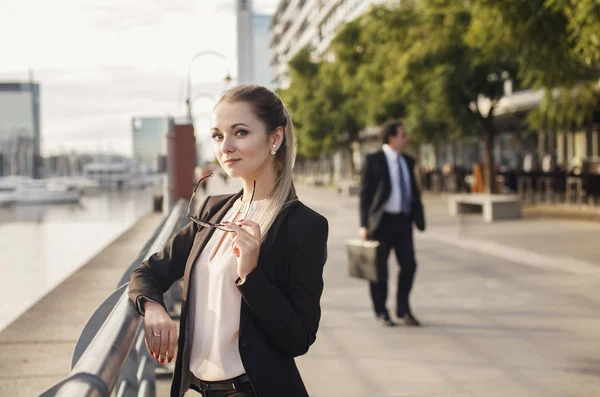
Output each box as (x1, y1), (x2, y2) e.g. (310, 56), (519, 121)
(0, 187), (153, 331)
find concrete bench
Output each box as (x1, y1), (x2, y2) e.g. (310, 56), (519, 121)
(337, 181), (360, 196)
(305, 176), (325, 187)
(448, 194), (522, 222)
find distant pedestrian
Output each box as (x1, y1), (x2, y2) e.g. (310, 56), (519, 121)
(523, 151), (535, 173)
(128, 85), (328, 397)
(471, 162), (484, 193)
(542, 152), (556, 173)
(359, 120), (426, 327)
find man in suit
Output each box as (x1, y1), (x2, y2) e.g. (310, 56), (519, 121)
(359, 120), (425, 327)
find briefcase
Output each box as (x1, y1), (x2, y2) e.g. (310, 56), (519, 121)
(345, 239), (380, 282)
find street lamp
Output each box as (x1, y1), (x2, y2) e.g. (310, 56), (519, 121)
(186, 51), (232, 123)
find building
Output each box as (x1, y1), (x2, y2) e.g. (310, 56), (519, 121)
(253, 13), (274, 88)
(0, 82), (41, 178)
(131, 116), (173, 172)
(417, 89), (600, 175)
(235, 0), (273, 87)
(236, 0), (255, 84)
(270, 0), (388, 88)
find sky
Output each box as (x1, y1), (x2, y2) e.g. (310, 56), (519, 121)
(0, 0), (280, 157)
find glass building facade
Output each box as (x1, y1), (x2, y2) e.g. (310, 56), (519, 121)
(0, 82), (41, 178)
(131, 116), (173, 172)
(253, 13), (273, 88)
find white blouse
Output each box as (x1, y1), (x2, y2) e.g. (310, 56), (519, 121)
(188, 197), (267, 381)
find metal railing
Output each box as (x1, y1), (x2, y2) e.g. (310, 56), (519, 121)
(40, 200), (187, 397)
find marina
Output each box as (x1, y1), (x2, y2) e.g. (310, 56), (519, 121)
(0, 176), (81, 205)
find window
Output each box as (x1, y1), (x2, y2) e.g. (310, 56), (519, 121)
(271, 33), (282, 48)
(295, 18), (309, 40)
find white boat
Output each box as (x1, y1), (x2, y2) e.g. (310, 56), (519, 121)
(83, 161), (155, 190)
(13, 179), (81, 205)
(0, 186), (16, 207)
(48, 176), (102, 193)
(0, 177), (23, 206)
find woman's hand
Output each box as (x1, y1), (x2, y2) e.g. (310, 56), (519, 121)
(222, 219), (261, 280)
(143, 301), (178, 364)
(359, 227), (370, 241)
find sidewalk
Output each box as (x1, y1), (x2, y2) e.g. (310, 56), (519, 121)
(295, 184), (600, 397)
(163, 179), (600, 396)
(524, 202), (600, 223)
(422, 194), (600, 270)
(294, 184), (600, 270)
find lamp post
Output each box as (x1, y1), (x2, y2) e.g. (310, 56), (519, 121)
(185, 51), (232, 123)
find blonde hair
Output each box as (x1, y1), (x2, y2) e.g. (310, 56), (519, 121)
(215, 85), (297, 241)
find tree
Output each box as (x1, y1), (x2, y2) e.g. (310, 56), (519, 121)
(528, 0), (600, 132)
(367, 0), (599, 190)
(283, 0), (600, 191)
(341, 4), (454, 150)
(345, 2), (517, 193)
(384, 0), (519, 193)
(466, 0), (600, 135)
(280, 47), (335, 158)
(362, 4), (458, 143)
(319, 19), (373, 177)
(282, 22), (373, 177)
(347, 6), (410, 126)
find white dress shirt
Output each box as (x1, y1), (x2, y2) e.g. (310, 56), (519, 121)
(382, 144), (412, 214)
(188, 197), (267, 381)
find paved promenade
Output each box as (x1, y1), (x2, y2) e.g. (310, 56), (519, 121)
(166, 179), (600, 397)
(3, 176), (598, 397)
(297, 186), (600, 397)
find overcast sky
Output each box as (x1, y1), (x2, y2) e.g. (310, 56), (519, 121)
(0, 0), (280, 156)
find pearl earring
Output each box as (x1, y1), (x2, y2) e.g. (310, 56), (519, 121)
(270, 144), (277, 156)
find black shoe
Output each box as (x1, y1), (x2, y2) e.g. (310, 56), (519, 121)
(400, 313), (421, 327)
(376, 313), (397, 327)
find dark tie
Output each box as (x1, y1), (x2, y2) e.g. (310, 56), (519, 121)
(398, 156), (411, 214)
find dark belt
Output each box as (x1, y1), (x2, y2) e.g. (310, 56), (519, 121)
(190, 374), (251, 392)
(384, 211), (409, 217)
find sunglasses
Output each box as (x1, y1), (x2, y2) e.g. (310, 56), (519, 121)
(186, 173), (256, 232)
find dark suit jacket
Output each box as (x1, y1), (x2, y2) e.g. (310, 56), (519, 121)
(360, 150), (425, 235)
(128, 191), (329, 397)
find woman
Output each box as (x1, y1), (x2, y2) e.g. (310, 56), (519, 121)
(128, 85), (329, 397)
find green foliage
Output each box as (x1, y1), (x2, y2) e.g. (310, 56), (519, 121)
(280, 47), (334, 158)
(282, 0), (600, 160)
(281, 22), (373, 159)
(547, 0), (600, 68)
(530, 0), (600, 130)
(466, 0), (600, 130)
(528, 84), (600, 130)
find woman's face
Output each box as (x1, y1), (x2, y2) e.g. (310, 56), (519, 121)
(211, 101), (281, 179)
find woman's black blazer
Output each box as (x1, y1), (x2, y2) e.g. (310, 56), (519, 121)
(128, 191), (329, 397)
